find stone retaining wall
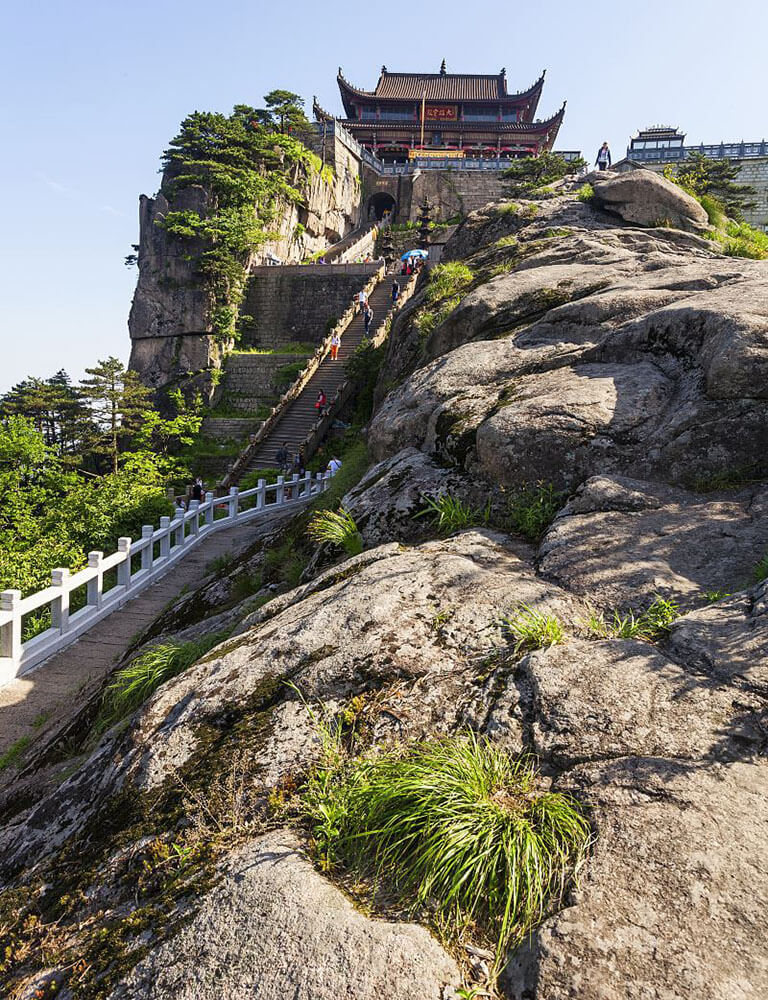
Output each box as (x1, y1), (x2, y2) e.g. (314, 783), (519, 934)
(240, 265), (378, 349)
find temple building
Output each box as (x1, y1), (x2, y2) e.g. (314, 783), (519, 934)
(314, 61), (566, 163)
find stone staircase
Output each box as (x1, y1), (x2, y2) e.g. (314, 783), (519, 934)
(237, 276), (396, 474)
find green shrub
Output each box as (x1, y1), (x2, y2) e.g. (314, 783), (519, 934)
(413, 296), (460, 340)
(302, 729), (590, 960)
(508, 481), (565, 541)
(720, 221), (768, 260)
(576, 183), (595, 204)
(307, 508), (363, 556)
(239, 467), (280, 490)
(494, 235), (518, 249)
(274, 360), (306, 390)
(424, 262), (474, 304)
(586, 596), (680, 641)
(416, 493), (489, 535)
(502, 605), (565, 653)
(502, 152), (587, 194)
(93, 634), (228, 734)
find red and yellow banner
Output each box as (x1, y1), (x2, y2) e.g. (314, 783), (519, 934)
(408, 148), (465, 159)
(424, 105), (458, 121)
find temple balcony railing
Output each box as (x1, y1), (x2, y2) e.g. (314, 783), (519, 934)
(627, 141), (768, 163)
(315, 121), (582, 174)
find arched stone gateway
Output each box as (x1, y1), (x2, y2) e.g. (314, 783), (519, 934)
(367, 192), (396, 221)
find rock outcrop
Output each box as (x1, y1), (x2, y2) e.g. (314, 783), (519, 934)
(2, 173), (767, 1000)
(591, 167), (711, 232)
(129, 157), (362, 391)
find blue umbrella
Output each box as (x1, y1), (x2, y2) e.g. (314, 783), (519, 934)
(401, 249), (429, 260)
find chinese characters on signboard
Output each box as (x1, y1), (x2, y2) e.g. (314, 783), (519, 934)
(424, 105), (458, 121)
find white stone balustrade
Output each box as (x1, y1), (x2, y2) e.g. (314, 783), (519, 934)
(0, 469), (333, 685)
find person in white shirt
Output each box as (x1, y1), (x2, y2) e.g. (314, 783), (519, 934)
(327, 457), (343, 475)
(357, 289), (368, 313)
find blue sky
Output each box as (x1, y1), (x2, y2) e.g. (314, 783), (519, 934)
(1, 0), (766, 392)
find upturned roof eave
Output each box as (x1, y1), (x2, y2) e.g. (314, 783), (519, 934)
(337, 67), (548, 109)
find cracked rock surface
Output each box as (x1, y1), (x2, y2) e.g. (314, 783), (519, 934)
(2, 173), (767, 1000)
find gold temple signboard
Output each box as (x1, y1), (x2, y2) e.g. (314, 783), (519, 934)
(408, 148), (465, 159)
(424, 105), (458, 121)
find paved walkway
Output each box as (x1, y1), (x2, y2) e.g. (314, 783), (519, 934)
(0, 507), (295, 761)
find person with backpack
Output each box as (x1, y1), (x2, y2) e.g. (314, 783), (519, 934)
(364, 304), (374, 335)
(191, 477), (204, 504)
(275, 442), (290, 474)
(391, 279), (400, 305)
(595, 142), (612, 171)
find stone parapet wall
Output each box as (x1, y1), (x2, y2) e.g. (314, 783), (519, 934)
(241, 265), (379, 349)
(200, 417), (264, 442)
(222, 353), (303, 405)
(732, 158), (768, 229)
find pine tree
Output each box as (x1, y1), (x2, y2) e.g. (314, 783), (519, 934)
(79, 358), (150, 474)
(675, 153), (756, 220)
(260, 90), (310, 134)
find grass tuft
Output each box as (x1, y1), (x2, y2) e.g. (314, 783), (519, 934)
(576, 183), (595, 204)
(753, 553), (768, 584)
(307, 508), (364, 557)
(301, 729), (590, 963)
(416, 493), (490, 535)
(502, 605), (565, 654)
(507, 481), (565, 541)
(585, 596), (680, 641)
(93, 633), (228, 735)
(0, 735), (32, 772)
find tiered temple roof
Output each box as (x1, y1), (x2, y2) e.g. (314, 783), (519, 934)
(316, 62), (565, 162)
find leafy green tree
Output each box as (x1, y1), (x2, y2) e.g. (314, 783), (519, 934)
(671, 153), (756, 220)
(80, 358), (150, 473)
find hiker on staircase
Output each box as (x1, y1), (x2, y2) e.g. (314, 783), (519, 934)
(364, 304), (374, 336)
(330, 331), (341, 360)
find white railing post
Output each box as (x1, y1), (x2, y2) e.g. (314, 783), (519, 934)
(204, 492), (214, 526)
(86, 551), (104, 608)
(159, 517), (171, 559)
(228, 487), (239, 520)
(323, 470), (332, 491)
(50, 568), (71, 634)
(290, 473), (299, 501)
(189, 501), (200, 537)
(173, 507), (186, 548)
(315, 471), (324, 495)
(302, 470), (312, 498)
(276, 476), (285, 506)
(117, 538), (132, 590)
(141, 525), (154, 572)
(0, 590), (22, 667)
(256, 479), (266, 510)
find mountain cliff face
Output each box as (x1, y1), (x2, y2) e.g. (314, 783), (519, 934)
(128, 157), (361, 391)
(2, 171), (766, 1000)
